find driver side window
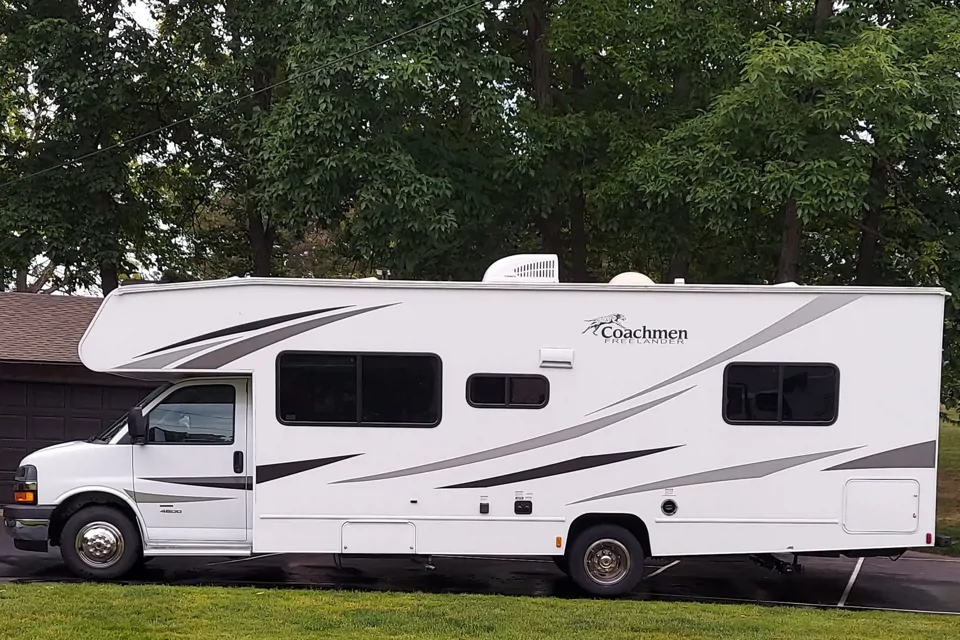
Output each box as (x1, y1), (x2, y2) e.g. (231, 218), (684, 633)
(147, 385), (236, 445)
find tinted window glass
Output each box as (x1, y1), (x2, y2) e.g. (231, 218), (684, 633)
(468, 375), (548, 408)
(782, 365), (838, 423)
(509, 377), (548, 406)
(361, 355), (440, 425)
(277, 352), (440, 427)
(147, 385), (235, 444)
(724, 363), (838, 425)
(277, 353), (357, 423)
(469, 375), (507, 405)
(724, 365), (780, 422)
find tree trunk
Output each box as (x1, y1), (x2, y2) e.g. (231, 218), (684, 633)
(15, 266), (27, 292)
(775, 199), (801, 283)
(855, 157), (887, 285)
(522, 0), (561, 261)
(248, 203), (274, 277)
(815, 0), (833, 32)
(100, 261), (119, 295)
(522, 0), (552, 110)
(570, 182), (587, 281)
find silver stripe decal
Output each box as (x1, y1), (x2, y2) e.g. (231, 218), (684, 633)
(588, 293), (862, 415)
(333, 386), (694, 484)
(123, 490), (233, 504)
(176, 304), (399, 369)
(570, 446), (862, 505)
(823, 441), (936, 471)
(115, 338), (232, 369)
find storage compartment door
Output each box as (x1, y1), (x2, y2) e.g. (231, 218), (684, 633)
(341, 521), (417, 554)
(843, 479), (920, 534)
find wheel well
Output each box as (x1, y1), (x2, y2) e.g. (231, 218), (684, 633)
(567, 513), (651, 557)
(49, 492), (140, 547)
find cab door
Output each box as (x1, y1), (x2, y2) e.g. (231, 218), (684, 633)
(132, 379), (249, 543)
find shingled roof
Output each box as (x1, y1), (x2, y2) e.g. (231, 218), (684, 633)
(0, 292), (102, 364)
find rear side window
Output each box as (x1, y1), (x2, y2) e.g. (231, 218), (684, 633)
(723, 363), (838, 425)
(467, 374), (549, 408)
(277, 352), (441, 427)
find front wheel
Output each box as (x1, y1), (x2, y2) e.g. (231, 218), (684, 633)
(60, 505), (142, 580)
(568, 524), (645, 597)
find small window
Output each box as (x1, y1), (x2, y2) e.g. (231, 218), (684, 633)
(277, 352), (441, 427)
(723, 363), (838, 425)
(467, 374), (549, 409)
(147, 384), (236, 444)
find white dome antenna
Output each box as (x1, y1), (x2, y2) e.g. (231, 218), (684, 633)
(482, 254), (559, 283)
(609, 271), (655, 285)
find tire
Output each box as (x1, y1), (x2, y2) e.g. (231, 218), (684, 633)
(567, 524), (645, 597)
(552, 555), (570, 575)
(59, 505), (143, 581)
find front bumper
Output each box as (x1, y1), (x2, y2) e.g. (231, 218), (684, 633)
(2, 505), (53, 552)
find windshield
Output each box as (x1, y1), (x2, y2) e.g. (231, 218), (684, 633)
(90, 383), (173, 443)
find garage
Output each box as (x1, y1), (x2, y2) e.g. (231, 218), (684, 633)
(0, 293), (152, 500)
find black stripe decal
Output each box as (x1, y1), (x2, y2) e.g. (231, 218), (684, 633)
(257, 454), (362, 484)
(140, 306), (350, 356)
(142, 476), (253, 490)
(438, 446), (682, 489)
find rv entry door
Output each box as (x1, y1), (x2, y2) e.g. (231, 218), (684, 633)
(132, 379), (249, 543)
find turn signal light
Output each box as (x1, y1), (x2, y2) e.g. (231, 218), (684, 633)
(13, 491), (35, 504)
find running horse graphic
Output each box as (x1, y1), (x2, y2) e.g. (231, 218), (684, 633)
(582, 313), (627, 336)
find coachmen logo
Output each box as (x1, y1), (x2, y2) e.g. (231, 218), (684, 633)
(582, 313), (688, 345)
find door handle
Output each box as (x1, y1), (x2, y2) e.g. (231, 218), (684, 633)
(233, 451), (244, 474)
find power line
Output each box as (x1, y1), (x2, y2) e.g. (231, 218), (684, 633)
(0, 0), (488, 191)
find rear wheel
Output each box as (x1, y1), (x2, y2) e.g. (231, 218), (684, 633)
(59, 505), (142, 580)
(568, 524), (645, 597)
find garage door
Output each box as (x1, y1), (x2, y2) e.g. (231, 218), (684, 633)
(0, 380), (150, 502)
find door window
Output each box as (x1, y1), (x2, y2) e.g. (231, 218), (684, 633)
(147, 384), (236, 444)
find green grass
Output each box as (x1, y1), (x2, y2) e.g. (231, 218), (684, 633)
(0, 583), (958, 640)
(934, 420), (960, 556)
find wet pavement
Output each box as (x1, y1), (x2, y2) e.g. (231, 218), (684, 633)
(1, 535), (958, 613)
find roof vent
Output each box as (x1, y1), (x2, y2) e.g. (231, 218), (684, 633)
(482, 254), (559, 283)
(609, 271), (655, 285)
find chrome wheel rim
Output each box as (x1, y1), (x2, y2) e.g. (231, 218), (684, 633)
(75, 521), (124, 568)
(583, 538), (631, 585)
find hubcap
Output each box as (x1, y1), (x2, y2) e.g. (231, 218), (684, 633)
(583, 538), (631, 585)
(75, 521), (124, 568)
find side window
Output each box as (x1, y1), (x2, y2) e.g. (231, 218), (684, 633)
(467, 374), (549, 409)
(277, 352), (441, 427)
(723, 363), (838, 425)
(147, 385), (236, 444)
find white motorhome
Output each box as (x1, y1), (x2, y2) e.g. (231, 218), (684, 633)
(3, 254), (952, 595)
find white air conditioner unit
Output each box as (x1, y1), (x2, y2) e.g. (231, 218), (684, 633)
(482, 254), (559, 283)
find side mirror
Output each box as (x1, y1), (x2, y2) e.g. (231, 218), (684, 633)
(128, 408), (147, 444)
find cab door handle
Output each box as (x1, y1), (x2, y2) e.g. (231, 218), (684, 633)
(233, 451), (244, 474)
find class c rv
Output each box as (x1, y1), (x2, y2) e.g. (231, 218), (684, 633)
(3, 254), (952, 596)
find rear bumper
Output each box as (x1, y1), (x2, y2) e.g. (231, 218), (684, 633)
(2, 505), (53, 552)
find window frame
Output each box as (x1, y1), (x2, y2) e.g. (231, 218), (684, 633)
(721, 361), (840, 427)
(466, 373), (550, 409)
(275, 350), (443, 428)
(145, 383), (238, 446)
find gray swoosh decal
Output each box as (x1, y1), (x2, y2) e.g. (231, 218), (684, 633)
(124, 489), (233, 504)
(141, 476), (253, 490)
(176, 304), (399, 369)
(823, 441), (936, 471)
(571, 446), (862, 505)
(116, 338), (232, 369)
(334, 386), (694, 484)
(588, 294), (862, 415)
(141, 306), (350, 355)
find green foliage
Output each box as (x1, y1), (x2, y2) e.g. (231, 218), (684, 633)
(3, 0), (960, 403)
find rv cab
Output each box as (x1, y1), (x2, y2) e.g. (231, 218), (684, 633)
(3, 254), (951, 595)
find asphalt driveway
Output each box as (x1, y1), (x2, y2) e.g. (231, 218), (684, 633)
(1, 535), (958, 613)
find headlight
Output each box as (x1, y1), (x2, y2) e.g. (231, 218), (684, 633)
(13, 465), (37, 504)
